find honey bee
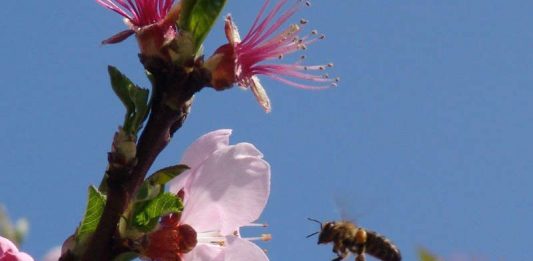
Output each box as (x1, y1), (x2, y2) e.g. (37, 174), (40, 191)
(307, 218), (401, 261)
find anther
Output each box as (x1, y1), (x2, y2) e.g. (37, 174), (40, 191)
(261, 234), (273, 241)
(300, 19), (308, 25)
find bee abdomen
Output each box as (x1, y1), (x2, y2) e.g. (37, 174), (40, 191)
(364, 230), (401, 261)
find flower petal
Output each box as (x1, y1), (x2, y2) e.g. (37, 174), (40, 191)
(0, 237), (34, 261)
(169, 129), (232, 193)
(183, 244), (224, 261)
(224, 237), (269, 261)
(224, 15), (242, 45)
(250, 76), (271, 113)
(181, 129), (233, 169)
(180, 143), (270, 234)
(0, 236), (18, 253)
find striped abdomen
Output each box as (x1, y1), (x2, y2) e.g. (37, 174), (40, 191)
(364, 230), (401, 261)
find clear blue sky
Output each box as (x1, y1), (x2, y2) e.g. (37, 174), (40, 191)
(1, 0), (532, 260)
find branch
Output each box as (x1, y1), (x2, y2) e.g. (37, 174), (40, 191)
(65, 57), (210, 261)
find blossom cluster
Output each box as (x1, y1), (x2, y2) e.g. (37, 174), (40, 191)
(97, 0), (337, 112)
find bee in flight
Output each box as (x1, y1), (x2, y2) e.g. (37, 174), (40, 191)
(307, 218), (401, 261)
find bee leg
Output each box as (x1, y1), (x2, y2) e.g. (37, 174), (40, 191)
(331, 246), (348, 261)
(355, 244), (366, 261)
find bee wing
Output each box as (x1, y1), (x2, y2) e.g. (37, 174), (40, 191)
(333, 194), (369, 226)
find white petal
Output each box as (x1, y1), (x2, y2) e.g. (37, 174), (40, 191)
(169, 129), (232, 193)
(250, 76), (271, 113)
(184, 243), (224, 261)
(181, 143), (270, 234)
(224, 237), (269, 261)
(181, 129), (233, 169)
(224, 15), (242, 45)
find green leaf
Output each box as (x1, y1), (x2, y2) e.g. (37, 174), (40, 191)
(108, 66), (150, 135)
(113, 252), (139, 261)
(179, 0), (227, 53)
(135, 164), (188, 201)
(418, 248), (440, 261)
(147, 164), (189, 186)
(133, 192), (183, 231)
(77, 186), (107, 240)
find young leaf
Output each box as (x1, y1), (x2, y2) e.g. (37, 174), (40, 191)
(133, 192), (183, 231)
(147, 164), (190, 186)
(77, 186), (107, 239)
(179, 0), (227, 53)
(108, 66), (150, 135)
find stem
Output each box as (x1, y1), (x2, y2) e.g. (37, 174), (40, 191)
(61, 57), (210, 261)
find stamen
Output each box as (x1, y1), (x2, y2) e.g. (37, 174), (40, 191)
(244, 234), (272, 242)
(245, 223), (269, 227)
(300, 19), (308, 25)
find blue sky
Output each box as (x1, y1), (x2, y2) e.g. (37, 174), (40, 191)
(1, 0), (533, 260)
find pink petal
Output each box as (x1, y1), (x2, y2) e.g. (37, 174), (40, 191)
(7, 252), (34, 261)
(183, 244), (224, 261)
(224, 237), (269, 261)
(0, 237), (18, 253)
(0, 237), (34, 261)
(180, 129), (233, 170)
(168, 129), (232, 193)
(180, 143), (270, 234)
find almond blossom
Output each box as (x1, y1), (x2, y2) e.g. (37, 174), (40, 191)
(141, 129), (271, 261)
(96, 0), (181, 57)
(206, 0), (338, 112)
(0, 236), (33, 261)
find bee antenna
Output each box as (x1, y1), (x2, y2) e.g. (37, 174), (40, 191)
(305, 231), (319, 238)
(307, 217), (323, 229)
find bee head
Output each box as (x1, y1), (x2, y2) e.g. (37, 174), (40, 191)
(306, 218), (337, 244)
(317, 221), (337, 244)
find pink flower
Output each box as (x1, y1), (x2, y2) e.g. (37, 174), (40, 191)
(0, 236), (33, 261)
(160, 129), (271, 261)
(206, 0), (338, 112)
(96, 0), (181, 57)
(41, 246), (61, 261)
